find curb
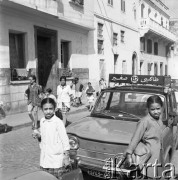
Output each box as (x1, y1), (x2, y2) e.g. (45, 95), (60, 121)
(1, 107), (88, 133)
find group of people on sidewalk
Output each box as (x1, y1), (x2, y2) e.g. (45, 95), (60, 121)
(24, 75), (82, 129)
(24, 74), (108, 131)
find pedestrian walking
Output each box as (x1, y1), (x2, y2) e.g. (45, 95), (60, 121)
(75, 77), (84, 106)
(85, 82), (95, 111)
(124, 95), (166, 179)
(25, 74), (42, 130)
(32, 97), (71, 179)
(70, 78), (76, 107)
(44, 88), (57, 103)
(98, 78), (107, 105)
(99, 78), (107, 93)
(57, 76), (73, 126)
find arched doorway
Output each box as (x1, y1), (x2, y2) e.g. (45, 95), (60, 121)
(132, 52), (137, 75)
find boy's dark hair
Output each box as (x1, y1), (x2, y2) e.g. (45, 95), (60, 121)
(41, 97), (56, 109)
(46, 88), (52, 94)
(60, 76), (66, 82)
(29, 75), (36, 82)
(88, 82), (91, 86)
(147, 95), (163, 108)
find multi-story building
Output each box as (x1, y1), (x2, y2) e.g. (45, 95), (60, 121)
(0, 0), (141, 115)
(0, 0), (176, 115)
(164, 0), (178, 79)
(0, 0), (94, 114)
(92, 0), (140, 82)
(138, 0), (176, 76)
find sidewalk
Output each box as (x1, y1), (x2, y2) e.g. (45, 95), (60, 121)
(0, 95), (88, 131)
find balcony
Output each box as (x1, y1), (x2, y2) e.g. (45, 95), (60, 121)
(2, 0), (58, 16)
(140, 52), (167, 62)
(139, 18), (176, 43)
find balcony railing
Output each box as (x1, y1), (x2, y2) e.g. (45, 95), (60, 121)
(140, 18), (176, 42)
(8, 0), (58, 16)
(140, 52), (167, 62)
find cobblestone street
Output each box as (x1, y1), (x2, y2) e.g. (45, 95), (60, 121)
(0, 127), (40, 179)
(0, 111), (90, 180)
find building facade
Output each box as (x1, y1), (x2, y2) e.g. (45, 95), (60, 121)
(0, 0), (176, 115)
(138, 0), (175, 76)
(92, 0), (140, 84)
(0, 0), (94, 115)
(163, 0), (178, 79)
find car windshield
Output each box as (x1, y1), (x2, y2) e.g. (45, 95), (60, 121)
(93, 91), (166, 120)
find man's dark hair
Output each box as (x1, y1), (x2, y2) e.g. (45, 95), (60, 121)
(29, 75), (36, 82)
(46, 88), (52, 94)
(60, 76), (66, 82)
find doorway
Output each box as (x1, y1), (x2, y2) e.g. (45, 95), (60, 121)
(114, 54), (118, 74)
(154, 63), (158, 75)
(132, 52), (137, 75)
(35, 27), (57, 90)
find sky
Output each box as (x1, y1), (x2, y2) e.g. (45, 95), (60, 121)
(163, 0), (178, 19)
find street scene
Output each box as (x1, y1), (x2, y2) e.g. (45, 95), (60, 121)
(0, 111), (91, 180)
(1, 0), (178, 179)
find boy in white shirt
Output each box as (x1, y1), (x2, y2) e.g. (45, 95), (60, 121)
(57, 76), (73, 126)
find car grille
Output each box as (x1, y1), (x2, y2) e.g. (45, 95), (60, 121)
(78, 138), (127, 160)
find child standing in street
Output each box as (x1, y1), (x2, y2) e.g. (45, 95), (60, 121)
(44, 88), (57, 103)
(86, 82), (95, 111)
(70, 79), (76, 107)
(32, 97), (70, 179)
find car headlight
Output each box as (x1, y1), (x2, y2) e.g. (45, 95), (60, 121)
(69, 135), (79, 150)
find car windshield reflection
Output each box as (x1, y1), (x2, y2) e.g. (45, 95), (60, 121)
(93, 91), (165, 120)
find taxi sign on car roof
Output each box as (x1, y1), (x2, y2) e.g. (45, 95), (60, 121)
(109, 74), (171, 87)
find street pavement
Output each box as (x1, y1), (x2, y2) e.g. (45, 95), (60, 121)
(0, 94), (89, 131)
(0, 111), (90, 180)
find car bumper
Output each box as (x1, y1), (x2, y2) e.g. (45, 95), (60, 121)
(76, 149), (132, 179)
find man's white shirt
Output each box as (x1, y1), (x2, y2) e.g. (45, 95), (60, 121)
(57, 85), (72, 109)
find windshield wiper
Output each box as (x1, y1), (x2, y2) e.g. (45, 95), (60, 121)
(117, 110), (139, 119)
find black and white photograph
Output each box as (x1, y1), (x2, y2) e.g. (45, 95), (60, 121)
(1, 0), (178, 179)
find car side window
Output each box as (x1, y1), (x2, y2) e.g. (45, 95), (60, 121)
(110, 92), (120, 108)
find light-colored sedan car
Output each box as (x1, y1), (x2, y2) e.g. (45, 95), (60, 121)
(67, 80), (178, 179)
